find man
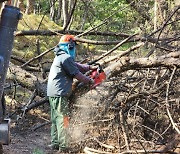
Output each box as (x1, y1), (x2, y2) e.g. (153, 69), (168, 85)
(47, 34), (96, 152)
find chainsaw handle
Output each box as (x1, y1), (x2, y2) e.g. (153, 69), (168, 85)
(92, 63), (101, 68)
(91, 63), (104, 73)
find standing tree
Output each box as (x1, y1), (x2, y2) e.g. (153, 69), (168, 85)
(62, 0), (69, 28)
(25, 0), (35, 14)
(18, 0), (25, 12)
(49, 0), (56, 21)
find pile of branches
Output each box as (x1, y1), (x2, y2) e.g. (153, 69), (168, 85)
(79, 55), (179, 153)
(70, 6), (180, 154)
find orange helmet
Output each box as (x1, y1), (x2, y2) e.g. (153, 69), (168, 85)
(59, 34), (75, 43)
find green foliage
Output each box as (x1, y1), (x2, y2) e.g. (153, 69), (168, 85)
(14, 14), (62, 60)
(14, 0), (161, 58)
(73, 0), (138, 32)
(70, 0), (144, 52)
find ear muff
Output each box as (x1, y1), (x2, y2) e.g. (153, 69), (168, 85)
(68, 39), (75, 50)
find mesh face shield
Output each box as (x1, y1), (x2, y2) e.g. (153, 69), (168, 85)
(59, 43), (76, 60)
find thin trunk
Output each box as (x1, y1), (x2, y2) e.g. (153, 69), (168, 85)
(154, 0), (158, 31)
(18, 0), (25, 12)
(50, 0), (56, 21)
(62, 0), (69, 28)
(25, 0), (35, 14)
(56, 0), (62, 22)
(63, 0), (77, 31)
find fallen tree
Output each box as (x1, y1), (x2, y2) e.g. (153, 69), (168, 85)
(7, 63), (46, 97)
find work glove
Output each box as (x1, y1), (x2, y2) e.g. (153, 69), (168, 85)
(89, 65), (98, 70)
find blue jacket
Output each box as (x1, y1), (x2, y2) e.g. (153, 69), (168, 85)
(47, 51), (79, 97)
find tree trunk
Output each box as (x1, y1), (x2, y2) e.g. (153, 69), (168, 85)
(18, 0), (25, 12)
(7, 63), (46, 97)
(50, 0), (56, 21)
(56, 0), (62, 22)
(66, 0), (76, 30)
(104, 53), (180, 79)
(25, 0), (35, 14)
(12, 0), (18, 7)
(154, 0), (158, 31)
(62, 0), (69, 28)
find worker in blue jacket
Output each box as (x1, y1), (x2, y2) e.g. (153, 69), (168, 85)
(47, 34), (96, 152)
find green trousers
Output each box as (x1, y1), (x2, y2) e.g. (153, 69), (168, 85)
(49, 96), (70, 149)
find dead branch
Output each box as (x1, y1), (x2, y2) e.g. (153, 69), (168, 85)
(15, 29), (130, 37)
(21, 90), (37, 113)
(9, 97), (49, 118)
(21, 46), (55, 68)
(11, 55), (36, 67)
(120, 110), (130, 150)
(23, 97), (48, 112)
(32, 121), (51, 131)
(89, 34), (137, 64)
(84, 146), (113, 154)
(75, 36), (177, 45)
(156, 6), (180, 43)
(165, 66), (180, 134)
(120, 149), (178, 154)
(141, 125), (164, 139)
(93, 138), (115, 150)
(101, 42), (145, 65)
(157, 134), (180, 153)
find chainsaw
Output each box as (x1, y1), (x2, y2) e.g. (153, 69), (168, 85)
(89, 63), (106, 89)
(73, 63), (106, 91)
(70, 64), (106, 104)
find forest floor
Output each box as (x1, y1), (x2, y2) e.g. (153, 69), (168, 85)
(2, 84), (107, 154)
(3, 125), (52, 154)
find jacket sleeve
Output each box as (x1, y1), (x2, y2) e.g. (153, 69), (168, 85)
(62, 57), (91, 84)
(74, 72), (91, 84)
(62, 57), (80, 77)
(75, 62), (90, 73)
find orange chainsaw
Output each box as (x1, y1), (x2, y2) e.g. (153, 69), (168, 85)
(89, 63), (106, 89)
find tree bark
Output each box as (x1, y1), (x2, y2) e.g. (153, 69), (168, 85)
(56, 0), (62, 22)
(18, 0), (25, 12)
(25, 0), (35, 14)
(105, 54), (180, 79)
(63, 0), (77, 31)
(50, 0), (56, 21)
(15, 29), (130, 38)
(7, 63), (46, 97)
(62, 0), (69, 28)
